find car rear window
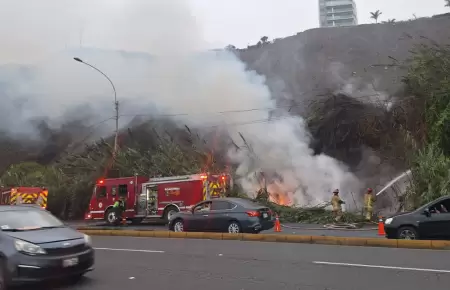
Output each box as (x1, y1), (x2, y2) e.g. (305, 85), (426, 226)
(0, 209), (64, 231)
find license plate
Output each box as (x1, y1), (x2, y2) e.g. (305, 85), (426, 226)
(262, 213), (268, 218)
(62, 257), (79, 268)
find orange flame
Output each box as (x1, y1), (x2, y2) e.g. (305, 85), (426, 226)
(269, 192), (291, 206)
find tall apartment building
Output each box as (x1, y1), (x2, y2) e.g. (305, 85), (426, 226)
(319, 0), (358, 28)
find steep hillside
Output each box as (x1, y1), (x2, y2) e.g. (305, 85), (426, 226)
(238, 14), (450, 105)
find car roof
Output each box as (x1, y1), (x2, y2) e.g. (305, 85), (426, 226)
(205, 198), (265, 208)
(0, 205), (41, 212)
(416, 195), (450, 211)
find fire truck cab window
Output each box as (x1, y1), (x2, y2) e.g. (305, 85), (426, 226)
(211, 200), (233, 210)
(96, 186), (107, 198)
(111, 186), (117, 197)
(118, 184), (128, 198)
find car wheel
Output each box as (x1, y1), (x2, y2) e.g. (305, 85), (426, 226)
(397, 226), (418, 240)
(163, 206), (179, 223)
(173, 219), (184, 232)
(227, 221), (241, 234)
(0, 259), (8, 290)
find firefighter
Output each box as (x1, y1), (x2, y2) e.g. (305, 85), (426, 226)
(15, 194), (23, 205)
(331, 189), (345, 223)
(36, 195), (44, 208)
(364, 188), (376, 221)
(112, 198), (126, 224)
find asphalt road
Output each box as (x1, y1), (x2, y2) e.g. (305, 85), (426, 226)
(33, 236), (450, 290)
(70, 220), (381, 238)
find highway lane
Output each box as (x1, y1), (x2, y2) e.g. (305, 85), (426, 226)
(33, 236), (449, 290)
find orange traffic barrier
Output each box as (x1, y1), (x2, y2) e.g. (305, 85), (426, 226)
(274, 214), (282, 232)
(377, 216), (385, 236)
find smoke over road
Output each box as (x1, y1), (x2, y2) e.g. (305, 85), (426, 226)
(0, 0), (362, 206)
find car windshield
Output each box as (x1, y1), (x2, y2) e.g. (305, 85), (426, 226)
(0, 209), (64, 231)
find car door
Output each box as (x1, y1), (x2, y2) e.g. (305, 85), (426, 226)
(432, 199), (450, 239)
(206, 200), (234, 232)
(419, 198), (450, 239)
(189, 201), (211, 232)
(94, 185), (108, 213)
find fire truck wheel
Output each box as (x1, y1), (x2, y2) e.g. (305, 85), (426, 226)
(105, 209), (120, 226)
(163, 206), (179, 223)
(227, 221), (241, 234)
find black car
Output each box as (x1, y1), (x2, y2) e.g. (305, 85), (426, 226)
(0, 205), (94, 288)
(168, 198), (274, 234)
(384, 195), (450, 240)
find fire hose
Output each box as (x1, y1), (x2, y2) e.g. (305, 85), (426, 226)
(280, 223), (377, 231)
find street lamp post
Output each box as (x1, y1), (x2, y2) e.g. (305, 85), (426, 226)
(73, 57), (119, 158)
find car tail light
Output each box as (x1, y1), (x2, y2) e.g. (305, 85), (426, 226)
(246, 211), (260, 217)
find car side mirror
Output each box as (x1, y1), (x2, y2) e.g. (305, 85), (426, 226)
(423, 208), (431, 217)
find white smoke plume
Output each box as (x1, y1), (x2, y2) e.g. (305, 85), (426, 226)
(0, 0), (362, 206)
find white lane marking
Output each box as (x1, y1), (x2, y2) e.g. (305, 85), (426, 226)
(313, 261), (450, 273)
(94, 247), (165, 253)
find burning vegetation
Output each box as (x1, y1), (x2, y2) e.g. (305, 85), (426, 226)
(1, 37), (450, 222)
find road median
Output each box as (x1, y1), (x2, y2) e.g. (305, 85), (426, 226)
(79, 229), (450, 250)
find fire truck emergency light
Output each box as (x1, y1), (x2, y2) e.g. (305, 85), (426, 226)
(98, 179), (104, 184)
(200, 175), (207, 179)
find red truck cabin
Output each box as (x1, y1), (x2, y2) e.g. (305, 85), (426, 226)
(86, 176), (148, 220)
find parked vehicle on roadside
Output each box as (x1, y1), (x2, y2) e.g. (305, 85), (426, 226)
(0, 187), (48, 209)
(168, 198), (275, 234)
(0, 205), (94, 288)
(84, 173), (231, 226)
(384, 195), (450, 240)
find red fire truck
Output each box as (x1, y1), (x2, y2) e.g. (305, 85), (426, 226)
(0, 187), (48, 208)
(84, 173), (231, 225)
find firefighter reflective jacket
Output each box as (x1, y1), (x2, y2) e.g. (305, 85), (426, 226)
(113, 201), (123, 208)
(364, 193), (375, 209)
(331, 195), (343, 211)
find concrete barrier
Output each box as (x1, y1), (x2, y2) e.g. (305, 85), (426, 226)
(78, 229), (450, 250)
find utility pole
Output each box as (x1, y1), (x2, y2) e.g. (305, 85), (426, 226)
(73, 57), (119, 158)
(114, 99), (119, 158)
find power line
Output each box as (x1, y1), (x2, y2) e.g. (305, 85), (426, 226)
(84, 91), (419, 132)
(69, 114), (297, 150)
(117, 92), (417, 120)
(69, 91), (420, 149)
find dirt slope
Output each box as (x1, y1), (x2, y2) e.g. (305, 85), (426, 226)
(238, 14), (450, 105)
